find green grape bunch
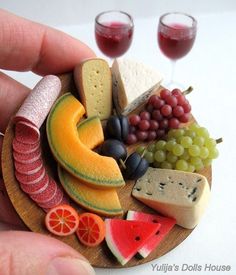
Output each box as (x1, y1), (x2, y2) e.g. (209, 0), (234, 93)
(136, 123), (222, 173)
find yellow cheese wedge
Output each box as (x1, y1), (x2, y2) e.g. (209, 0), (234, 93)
(74, 58), (112, 120)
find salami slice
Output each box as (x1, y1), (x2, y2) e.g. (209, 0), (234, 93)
(15, 121), (40, 145)
(42, 195), (68, 213)
(15, 166), (46, 185)
(12, 138), (40, 154)
(20, 174), (49, 195)
(14, 159), (43, 175)
(38, 187), (64, 209)
(13, 147), (41, 164)
(30, 178), (57, 203)
(14, 75), (61, 128)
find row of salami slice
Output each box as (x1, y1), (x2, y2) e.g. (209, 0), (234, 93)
(12, 76), (66, 212)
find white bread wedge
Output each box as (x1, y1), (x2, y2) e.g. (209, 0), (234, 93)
(132, 168), (210, 229)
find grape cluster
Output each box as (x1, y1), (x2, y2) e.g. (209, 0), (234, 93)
(126, 87), (192, 145)
(136, 123), (220, 172)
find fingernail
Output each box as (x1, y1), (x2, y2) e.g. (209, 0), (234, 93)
(47, 257), (96, 275)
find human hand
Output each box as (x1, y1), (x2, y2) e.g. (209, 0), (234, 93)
(0, 9), (95, 275)
(0, 231), (95, 275)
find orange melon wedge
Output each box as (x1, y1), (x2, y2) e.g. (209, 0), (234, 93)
(46, 93), (125, 188)
(58, 166), (123, 216)
(77, 116), (104, 149)
(58, 115), (123, 216)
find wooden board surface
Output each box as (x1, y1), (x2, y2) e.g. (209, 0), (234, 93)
(1, 73), (212, 268)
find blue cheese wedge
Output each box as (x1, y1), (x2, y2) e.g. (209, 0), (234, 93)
(132, 168), (210, 229)
(111, 58), (163, 115)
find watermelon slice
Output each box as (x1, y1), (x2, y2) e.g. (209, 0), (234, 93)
(127, 210), (176, 258)
(105, 219), (160, 265)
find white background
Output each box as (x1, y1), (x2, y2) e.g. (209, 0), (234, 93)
(0, 0), (236, 274)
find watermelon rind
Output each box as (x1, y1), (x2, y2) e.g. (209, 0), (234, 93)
(138, 245), (151, 258)
(105, 219), (128, 265)
(126, 210), (136, 220)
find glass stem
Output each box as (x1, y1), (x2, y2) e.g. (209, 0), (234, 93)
(109, 58), (114, 67)
(170, 60), (176, 85)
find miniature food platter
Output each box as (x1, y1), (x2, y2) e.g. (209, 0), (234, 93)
(1, 72), (212, 268)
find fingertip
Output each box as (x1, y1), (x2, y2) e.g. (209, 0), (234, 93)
(32, 29), (96, 75)
(0, 71), (30, 132)
(47, 257), (95, 275)
(0, 9), (96, 75)
(0, 231), (95, 275)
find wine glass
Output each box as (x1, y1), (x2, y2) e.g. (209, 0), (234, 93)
(95, 10), (134, 60)
(158, 12), (197, 88)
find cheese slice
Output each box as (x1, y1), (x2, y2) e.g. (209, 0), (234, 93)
(74, 58), (112, 120)
(111, 58), (163, 115)
(132, 168), (210, 229)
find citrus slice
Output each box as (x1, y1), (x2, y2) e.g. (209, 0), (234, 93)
(45, 204), (79, 236)
(76, 213), (105, 247)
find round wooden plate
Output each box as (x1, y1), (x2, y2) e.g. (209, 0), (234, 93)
(1, 73), (212, 268)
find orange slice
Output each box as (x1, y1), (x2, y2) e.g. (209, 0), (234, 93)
(45, 204), (79, 236)
(76, 213), (105, 247)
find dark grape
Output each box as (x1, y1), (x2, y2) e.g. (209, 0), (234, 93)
(138, 119), (150, 131)
(148, 94), (159, 105)
(126, 134), (138, 145)
(129, 125), (136, 134)
(126, 86), (192, 145)
(161, 104), (172, 116)
(173, 105), (184, 117)
(153, 98), (165, 109)
(159, 119), (169, 129)
(165, 95), (178, 107)
(160, 89), (171, 100)
(129, 114), (141, 126)
(176, 94), (186, 106)
(136, 130), (148, 141)
(100, 139), (127, 161)
(147, 131), (157, 141)
(168, 117), (180, 129)
(182, 103), (191, 113)
(146, 104), (154, 113)
(179, 113), (190, 123)
(152, 109), (163, 121)
(140, 111), (151, 120)
(156, 129), (166, 138)
(171, 88), (182, 97)
(166, 113), (173, 119)
(149, 120), (159, 130)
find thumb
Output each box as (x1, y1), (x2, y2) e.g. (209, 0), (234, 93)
(0, 231), (95, 275)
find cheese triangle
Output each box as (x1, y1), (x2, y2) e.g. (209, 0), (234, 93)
(112, 58), (163, 115)
(132, 168), (210, 229)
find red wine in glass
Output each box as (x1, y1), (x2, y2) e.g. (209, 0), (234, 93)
(95, 11), (134, 59)
(158, 13), (197, 88)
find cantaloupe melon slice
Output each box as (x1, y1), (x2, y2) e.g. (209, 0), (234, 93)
(58, 166), (123, 216)
(58, 115), (123, 216)
(77, 116), (104, 149)
(47, 93), (125, 188)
